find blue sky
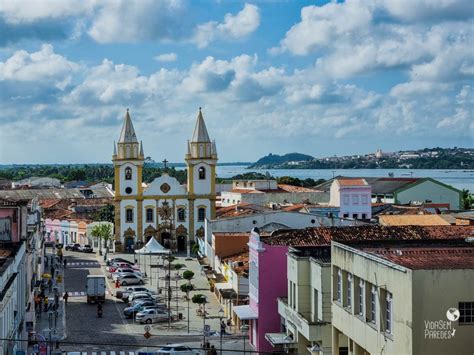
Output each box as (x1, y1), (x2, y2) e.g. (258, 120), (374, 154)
(0, 0), (473, 164)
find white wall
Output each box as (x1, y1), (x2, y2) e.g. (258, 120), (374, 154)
(119, 163), (139, 196)
(193, 162), (212, 195)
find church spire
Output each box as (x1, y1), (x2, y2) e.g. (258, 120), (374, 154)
(118, 108), (138, 143)
(191, 107), (210, 143)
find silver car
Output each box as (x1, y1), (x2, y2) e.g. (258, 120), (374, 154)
(135, 308), (171, 324)
(118, 274), (144, 286)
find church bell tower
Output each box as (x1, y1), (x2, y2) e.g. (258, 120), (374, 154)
(112, 109), (144, 247)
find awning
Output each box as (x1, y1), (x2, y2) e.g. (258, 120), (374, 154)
(214, 282), (233, 291)
(233, 305), (258, 320)
(265, 333), (296, 346)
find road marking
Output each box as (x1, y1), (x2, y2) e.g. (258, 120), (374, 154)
(110, 352), (116, 355)
(91, 352), (97, 355)
(119, 352), (125, 355)
(101, 352), (107, 355)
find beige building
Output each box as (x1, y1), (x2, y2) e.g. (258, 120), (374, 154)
(331, 240), (474, 355)
(276, 246), (332, 354)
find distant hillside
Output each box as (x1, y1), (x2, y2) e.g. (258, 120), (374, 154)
(249, 153), (314, 168)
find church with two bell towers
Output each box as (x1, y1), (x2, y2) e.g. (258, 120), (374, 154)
(112, 108), (218, 254)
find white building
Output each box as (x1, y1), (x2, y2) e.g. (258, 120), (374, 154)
(221, 181), (328, 207)
(0, 243), (28, 355)
(329, 179), (372, 220)
(113, 108), (217, 254)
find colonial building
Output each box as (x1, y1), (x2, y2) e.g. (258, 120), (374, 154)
(112, 108), (218, 254)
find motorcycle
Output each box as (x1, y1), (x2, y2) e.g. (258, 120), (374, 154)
(97, 304), (103, 318)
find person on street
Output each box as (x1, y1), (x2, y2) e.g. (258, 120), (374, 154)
(44, 296), (49, 312)
(209, 345), (217, 355)
(35, 295), (41, 314)
(220, 320), (226, 336)
(48, 279), (53, 292)
(54, 294), (59, 311)
(63, 292), (69, 305)
(63, 258), (67, 268)
(115, 279), (120, 288)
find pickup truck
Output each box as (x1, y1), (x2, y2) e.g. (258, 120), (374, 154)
(86, 275), (106, 304)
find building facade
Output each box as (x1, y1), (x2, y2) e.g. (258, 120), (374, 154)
(331, 240), (474, 355)
(329, 179), (372, 220)
(113, 109), (218, 253)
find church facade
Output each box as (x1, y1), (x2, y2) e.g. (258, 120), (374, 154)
(112, 108), (218, 254)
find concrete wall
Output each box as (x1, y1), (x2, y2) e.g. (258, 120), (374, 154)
(412, 269), (474, 355)
(331, 242), (414, 355)
(396, 180), (461, 210)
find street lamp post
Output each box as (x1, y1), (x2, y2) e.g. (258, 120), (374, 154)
(186, 282), (190, 333)
(218, 308), (224, 355)
(241, 324), (249, 355)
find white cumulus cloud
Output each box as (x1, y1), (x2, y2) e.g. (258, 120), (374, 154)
(193, 3), (260, 48)
(154, 53), (178, 62)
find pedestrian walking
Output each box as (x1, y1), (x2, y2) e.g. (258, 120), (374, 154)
(44, 296), (49, 312)
(48, 279), (53, 293)
(209, 345), (217, 355)
(63, 258), (67, 268)
(54, 294), (59, 310)
(220, 320), (226, 336)
(115, 279), (120, 289)
(63, 292), (69, 305)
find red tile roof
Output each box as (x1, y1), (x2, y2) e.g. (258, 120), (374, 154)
(337, 178), (368, 186)
(282, 204), (306, 212)
(263, 225), (474, 247)
(277, 184), (317, 192)
(222, 252), (249, 275)
(364, 247), (474, 269)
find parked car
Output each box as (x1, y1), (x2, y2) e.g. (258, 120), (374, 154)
(112, 270), (144, 281)
(118, 274), (144, 286)
(157, 344), (199, 354)
(128, 291), (158, 303)
(123, 300), (157, 318)
(65, 243), (81, 251)
(79, 244), (94, 253)
(107, 263), (141, 273)
(107, 257), (135, 266)
(117, 286), (157, 300)
(129, 293), (156, 306)
(135, 308), (171, 324)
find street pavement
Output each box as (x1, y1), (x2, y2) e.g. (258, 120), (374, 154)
(46, 249), (251, 354)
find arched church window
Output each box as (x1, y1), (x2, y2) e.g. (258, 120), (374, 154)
(177, 207), (185, 222)
(198, 167), (206, 180)
(126, 209), (134, 223)
(198, 207), (206, 222)
(146, 208), (153, 223)
(125, 167), (132, 180)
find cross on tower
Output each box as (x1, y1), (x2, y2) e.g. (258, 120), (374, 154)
(162, 158), (169, 170)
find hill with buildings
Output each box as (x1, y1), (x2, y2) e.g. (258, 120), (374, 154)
(249, 147), (474, 169)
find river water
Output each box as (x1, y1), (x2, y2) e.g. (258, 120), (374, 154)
(213, 166), (474, 192)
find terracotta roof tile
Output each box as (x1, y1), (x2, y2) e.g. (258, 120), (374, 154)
(337, 178), (368, 186)
(263, 225), (474, 247)
(364, 247), (474, 269)
(277, 184), (317, 192)
(378, 215), (451, 226)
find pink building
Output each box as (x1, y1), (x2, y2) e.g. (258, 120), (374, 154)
(0, 205), (20, 242)
(234, 229), (289, 352)
(329, 178), (372, 220)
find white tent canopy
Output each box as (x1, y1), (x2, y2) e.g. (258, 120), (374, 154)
(135, 237), (170, 255)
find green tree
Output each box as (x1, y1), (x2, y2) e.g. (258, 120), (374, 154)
(91, 223), (113, 252)
(462, 189), (472, 210)
(192, 294), (207, 304)
(183, 270), (195, 280)
(95, 204), (114, 223)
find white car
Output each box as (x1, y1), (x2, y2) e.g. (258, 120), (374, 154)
(118, 286), (157, 300)
(128, 291), (158, 303)
(112, 269), (144, 281)
(135, 308), (171, 324)
(157, 344), (202, 354)
(118, 274), (144, 286)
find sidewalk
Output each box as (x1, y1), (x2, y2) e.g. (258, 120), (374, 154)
(28, 249), (67, 354)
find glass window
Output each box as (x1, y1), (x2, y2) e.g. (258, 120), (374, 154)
(362, 213), (367, 219)
(358, 279), (365, 316)
(343, 195), (349, 205)
(125, 167), (132, 180)
(386, 292), (392, 333)
(371, 285), (377, 323)
(198, 166), (206, 180)
(126, 209), (133, 223)
(353, 214), (358, 219)
(459, 302), (474, 324)
(198, 207), (206, 222)
(337, 269), (342, 303)
(177, 207), (185, 222)
(353, 195), (359, 204)
(347, 273), (352, 308)
(361, 195), (368, 204)
(146, 208), (153, 223)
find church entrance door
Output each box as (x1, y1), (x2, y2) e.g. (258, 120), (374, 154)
(177, 235), (186, 252)
(125, 236), (134, 252)
(160, 232), (171, 249)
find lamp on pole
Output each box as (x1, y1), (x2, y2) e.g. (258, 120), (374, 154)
(218, 308), (225, 355)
